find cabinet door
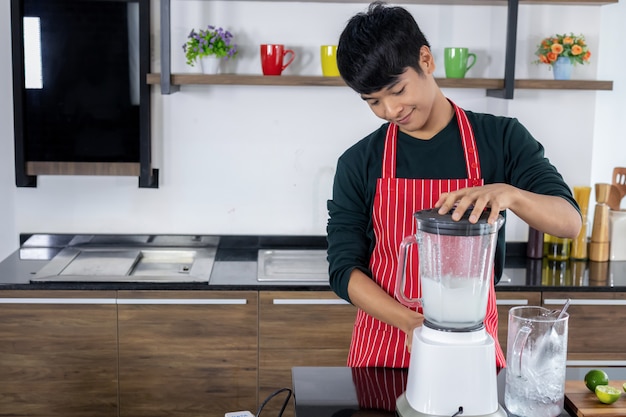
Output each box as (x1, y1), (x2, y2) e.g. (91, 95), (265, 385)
(543, 292), (626, 362)
(117, 291), (258, 417)
(259, 291), (356, 417)
(496, 291), (542, 356)
(0, 290), (118, 417)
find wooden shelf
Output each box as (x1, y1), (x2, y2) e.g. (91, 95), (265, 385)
(514, 79), (613, 90)
(147, 73), (613, 91)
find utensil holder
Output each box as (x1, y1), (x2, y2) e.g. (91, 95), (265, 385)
(609, 209), (626, 261)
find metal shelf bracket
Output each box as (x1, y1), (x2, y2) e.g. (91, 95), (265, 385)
(160, 0), (179, 95)
(487, 0), (519, 100)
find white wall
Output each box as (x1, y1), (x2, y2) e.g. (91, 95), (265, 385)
(1, 0), (625, 260)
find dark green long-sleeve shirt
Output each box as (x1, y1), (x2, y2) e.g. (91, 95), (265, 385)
(326, 111), (580, 304)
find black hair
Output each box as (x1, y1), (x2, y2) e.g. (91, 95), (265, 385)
(336, 1), (431, 94)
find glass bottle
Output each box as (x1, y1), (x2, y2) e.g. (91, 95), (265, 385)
(543, 233), (571, 261)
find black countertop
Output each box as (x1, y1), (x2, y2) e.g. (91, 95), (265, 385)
(290, 366), (626, 417)
(0, 233), (625, 291)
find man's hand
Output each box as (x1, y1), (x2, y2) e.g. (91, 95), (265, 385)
(434, 183), (517, 225)
(434, 183), (582, 239)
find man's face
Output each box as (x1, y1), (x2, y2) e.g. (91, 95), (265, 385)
(359, 48), (439, 137)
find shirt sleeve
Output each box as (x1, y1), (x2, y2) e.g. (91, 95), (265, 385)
(502, 117), (580, 212)
(326, 154), (374, 304)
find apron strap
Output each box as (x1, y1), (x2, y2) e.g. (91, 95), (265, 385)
(381, 100), (482, 182)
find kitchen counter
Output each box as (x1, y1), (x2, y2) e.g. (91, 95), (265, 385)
(0, 233), (625, 291)
(291, 366), (626, 417)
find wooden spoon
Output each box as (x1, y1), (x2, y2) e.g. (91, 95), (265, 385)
(607, 184), (622, 211)
(613, 167), (626, 207)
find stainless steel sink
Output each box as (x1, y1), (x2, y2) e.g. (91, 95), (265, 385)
(257, 249), (328, 282)
(31, 246), (216, 283)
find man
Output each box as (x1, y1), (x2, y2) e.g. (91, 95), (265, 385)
(326, 1), (581, 369)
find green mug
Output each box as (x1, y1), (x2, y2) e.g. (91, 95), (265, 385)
(444, 47), (477, 79)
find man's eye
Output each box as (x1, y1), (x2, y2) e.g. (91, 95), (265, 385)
(368, 100), (379, 106)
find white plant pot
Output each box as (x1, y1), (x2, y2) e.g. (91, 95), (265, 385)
(199, 56), (221, 74)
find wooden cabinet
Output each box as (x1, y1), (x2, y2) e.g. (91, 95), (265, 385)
(496, 291), (542, 356)
(542, 291), (626, 362)
(117, 290), (258, 417)
(0, 290), (118, 417)
(2, 286), (625, 417)
(258, 291), (356, 417)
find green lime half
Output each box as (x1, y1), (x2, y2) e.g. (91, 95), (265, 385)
(596, 385), (621, 404)
(585, 369), (610, 392)
(623, 382), (626, 392)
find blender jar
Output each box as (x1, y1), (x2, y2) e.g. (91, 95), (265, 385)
(396, 208), (504, 330)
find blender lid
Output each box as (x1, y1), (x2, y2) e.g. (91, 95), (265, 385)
(413, 208), (504, 236)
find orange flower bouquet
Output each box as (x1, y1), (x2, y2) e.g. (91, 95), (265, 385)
(534, 33), (591, 66)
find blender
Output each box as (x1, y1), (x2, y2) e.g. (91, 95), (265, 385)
(395, 208), (507, 417)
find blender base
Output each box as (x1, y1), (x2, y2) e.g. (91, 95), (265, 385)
(396, 393), (508, 417)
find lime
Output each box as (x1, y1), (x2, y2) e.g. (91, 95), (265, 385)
(585, 369), (609, 392)
(595, 385), (621, 404)
(623, 382), (626, 392)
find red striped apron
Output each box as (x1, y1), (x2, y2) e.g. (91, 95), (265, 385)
(347, 101), (506, 370)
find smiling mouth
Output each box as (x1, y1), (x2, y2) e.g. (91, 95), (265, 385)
(396, 113), (412, 124)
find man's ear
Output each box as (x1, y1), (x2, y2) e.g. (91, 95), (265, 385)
(419, 45), (436, 75)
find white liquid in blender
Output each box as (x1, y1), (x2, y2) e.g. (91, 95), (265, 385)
(420, 276), (489, 327)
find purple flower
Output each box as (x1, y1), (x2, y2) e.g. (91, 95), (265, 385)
(183, 24), (238, 65)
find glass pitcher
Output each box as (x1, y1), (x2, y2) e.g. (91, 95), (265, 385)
(395, 208), (504, 330)
(504, 306), (569, 417)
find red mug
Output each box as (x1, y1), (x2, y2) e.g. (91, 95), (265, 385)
(260, 44), (296, 76)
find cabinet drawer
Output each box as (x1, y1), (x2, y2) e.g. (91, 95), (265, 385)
(118, 291), (258, 417)
(0, 291), (118, 417)
(543, 292), (626, 360)
(259, 291), (356, 350)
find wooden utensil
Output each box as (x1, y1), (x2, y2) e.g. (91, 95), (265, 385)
(613, 167), (626, 207)
(607, 184), (622, 211)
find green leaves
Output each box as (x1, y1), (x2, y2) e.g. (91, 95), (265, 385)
(182, 25), (238, 66)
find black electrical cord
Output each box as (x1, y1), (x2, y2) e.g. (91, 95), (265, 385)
(255, 387), (293, 417)
(451, 406), (464, 416)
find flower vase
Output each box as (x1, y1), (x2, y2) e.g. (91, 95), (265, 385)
(199, 56), (221, 74)
(552, 57), (572, 80)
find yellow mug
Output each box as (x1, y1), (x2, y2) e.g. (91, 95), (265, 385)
(320, 45), (340, 77)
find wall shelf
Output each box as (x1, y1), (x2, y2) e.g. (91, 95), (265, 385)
(157, 0), (618, 99)
(147, 74), (613, 91)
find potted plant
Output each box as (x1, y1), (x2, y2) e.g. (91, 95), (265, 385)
(182, 25), (238, 73)
(533, 33), (591, 80)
